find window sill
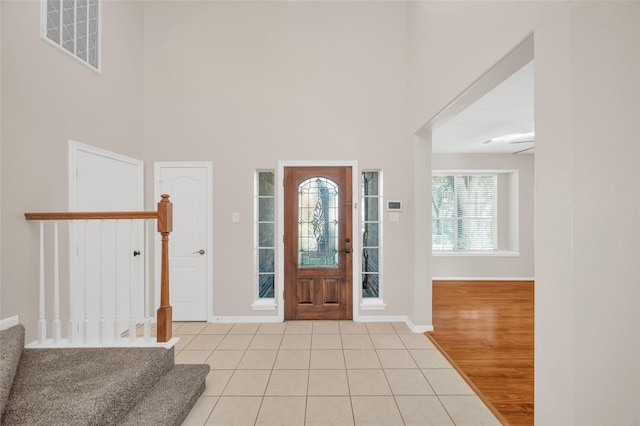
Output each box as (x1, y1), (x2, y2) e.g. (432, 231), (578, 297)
(432, 250), (520, 257)
(250, 299), (277, 311)
(360, 299), (387, 311)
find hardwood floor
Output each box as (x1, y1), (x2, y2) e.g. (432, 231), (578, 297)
(427, 280), (534, 426)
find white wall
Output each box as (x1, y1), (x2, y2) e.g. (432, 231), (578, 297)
(142, 1), (421, 323)
(409, 1), (640, 423)
(0, 1), (145, 340)
(0, 2), (3, 301)
(567, 3), (639, 423)
(431, 153), (534, 279)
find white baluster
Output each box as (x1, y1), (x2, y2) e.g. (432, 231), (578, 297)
(129, 219), (136, 343)
(52, 221), (61, 343)
(38, 221), (46, 345)
(68, 221), (75, 344)
(144, 220), (151, 343)
(113, 220), (120, 343)
(82, 220), (89, 344)
(98, 220), (104, 344)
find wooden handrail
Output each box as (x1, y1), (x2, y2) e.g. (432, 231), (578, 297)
(24, 194), (174, 344)
(25, 211), (160, 220)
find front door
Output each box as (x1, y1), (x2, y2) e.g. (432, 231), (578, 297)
(284, 167), (353, 320)
(155, 163), (211, 321)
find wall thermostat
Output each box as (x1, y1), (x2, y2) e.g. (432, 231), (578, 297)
(387, 200), (403, 211)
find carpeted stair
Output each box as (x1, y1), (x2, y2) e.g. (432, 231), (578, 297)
(0, 325), (209, 425)
(119, 364), (209, 426)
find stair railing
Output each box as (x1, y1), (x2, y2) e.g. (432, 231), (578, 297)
(24, 195), (173, 346)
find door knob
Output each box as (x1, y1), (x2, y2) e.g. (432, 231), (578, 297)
(193, 249), (205, 255)
(345, 237), (351, 243)
(133, 250), (141, 257)
(345, 248), (352, 254)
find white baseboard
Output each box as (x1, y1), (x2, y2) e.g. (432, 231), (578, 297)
(205, 314), (433, 333)
(404, 317), (434, 333)
(0, 315), (19, 330)
(357, 315), (433, 333)
(432, 277), (535, 281)
(356, 314), (408, 323)
(209, 315), (280, 323)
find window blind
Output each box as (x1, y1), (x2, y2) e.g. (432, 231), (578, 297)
(432, 175), (496, 251)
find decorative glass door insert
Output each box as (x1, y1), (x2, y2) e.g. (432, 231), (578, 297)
(298, 177), (339, 268)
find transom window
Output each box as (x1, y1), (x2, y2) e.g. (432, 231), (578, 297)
(42, 0), (100, 71)
(432, 174), (497, 251)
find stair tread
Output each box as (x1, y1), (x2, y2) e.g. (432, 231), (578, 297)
(119, 363), (210, 426)
(2, 347), (173, 426)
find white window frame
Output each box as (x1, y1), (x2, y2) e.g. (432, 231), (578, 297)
(360, 170), (386, 311)
(40, 0), (102, 74)
(432, 172), (498, 253)
(251, 170), (277, 311)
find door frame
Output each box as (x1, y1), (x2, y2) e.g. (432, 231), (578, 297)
(154, 161), (213, 322)
(277, 160), (360, 322)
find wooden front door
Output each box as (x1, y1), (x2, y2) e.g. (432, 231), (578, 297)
(284, 167), (353, 320)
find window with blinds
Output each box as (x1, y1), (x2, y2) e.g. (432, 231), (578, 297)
(432, 174), (497, 251)
(42, 0), (100, 71)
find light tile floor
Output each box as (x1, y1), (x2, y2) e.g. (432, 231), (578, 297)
(169, 321), (500, 426)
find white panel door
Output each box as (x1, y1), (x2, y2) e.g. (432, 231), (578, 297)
(70, 141), (144, 340)
(155, 163), (211, 321)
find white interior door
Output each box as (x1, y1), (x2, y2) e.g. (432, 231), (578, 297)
(155, 163), (211, 321)
(69, 141), (144, 340)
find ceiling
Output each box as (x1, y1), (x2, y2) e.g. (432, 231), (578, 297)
(432, 61), (535, 155)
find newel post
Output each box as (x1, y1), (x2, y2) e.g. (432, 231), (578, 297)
(156, 194), (173, 343)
